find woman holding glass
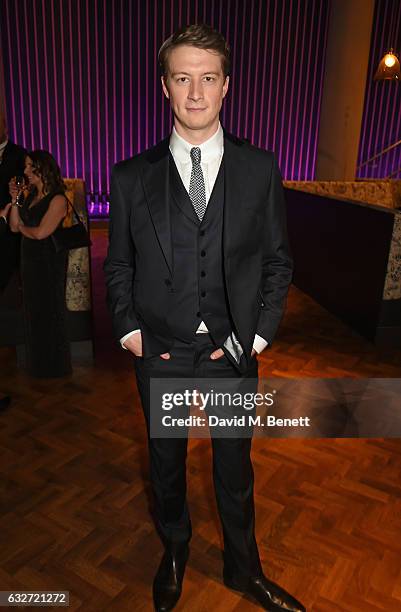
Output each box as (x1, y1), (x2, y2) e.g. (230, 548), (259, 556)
(9, 150), (72, 378)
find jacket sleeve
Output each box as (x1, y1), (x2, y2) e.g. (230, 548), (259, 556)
(103, 165), (140, 341)
(0, 216), (7, 236)
(256, 154), (293, 345)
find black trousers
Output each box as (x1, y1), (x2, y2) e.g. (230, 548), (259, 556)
(134, 333), (263, 585)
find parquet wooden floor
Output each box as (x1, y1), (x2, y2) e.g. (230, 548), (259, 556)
(1, 228), (401, 611)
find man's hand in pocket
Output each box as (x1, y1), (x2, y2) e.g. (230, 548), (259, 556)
(210, 347), (257, 360)
(123, 332), (170, 359)
(210, 348), (225, 360)
(123, 332), (143, 356)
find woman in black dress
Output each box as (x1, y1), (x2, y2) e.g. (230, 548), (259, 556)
(9, 150), (72, 377)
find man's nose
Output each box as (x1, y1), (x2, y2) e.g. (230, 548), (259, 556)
(188, 81), (203, 101)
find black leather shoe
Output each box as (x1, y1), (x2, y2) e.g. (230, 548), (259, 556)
(224, 574), (306, 611)
(0, 396), (11, 412)
(153, 543), (189, 611)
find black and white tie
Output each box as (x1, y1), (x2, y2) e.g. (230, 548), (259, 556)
(189, 147), (207, 221)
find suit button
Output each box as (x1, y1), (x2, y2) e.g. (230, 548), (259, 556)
(201, 291), (206, 298)
(200, 250), (206, 257)
(201, 270), (206, 277)
(165, 279), (171, 286)
(200, 230), (205, 236)
(196, 311), (201, 317)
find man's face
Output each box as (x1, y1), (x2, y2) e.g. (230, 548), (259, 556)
(161, 45), (229, 137)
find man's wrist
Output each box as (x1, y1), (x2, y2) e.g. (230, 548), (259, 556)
(253, 334), (269, 354)
(120, 329), (141, 350)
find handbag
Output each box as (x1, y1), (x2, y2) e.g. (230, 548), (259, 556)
(51, 199), (91, 252)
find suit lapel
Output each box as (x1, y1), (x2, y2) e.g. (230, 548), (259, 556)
(223, 130), (246, 260)
(140, 137), (173, 275)
(169, 153), (200, 226)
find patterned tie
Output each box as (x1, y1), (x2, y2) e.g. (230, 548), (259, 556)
(189, 147), (207, 221)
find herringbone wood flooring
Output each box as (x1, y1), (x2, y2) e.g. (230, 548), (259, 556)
(1, 228), (401, 611)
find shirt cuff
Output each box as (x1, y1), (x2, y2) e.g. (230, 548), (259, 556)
(120, 329), (141, 350)
(253, 334), (269, 354)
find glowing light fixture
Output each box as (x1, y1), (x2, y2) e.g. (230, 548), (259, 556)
(374, 1), (401, 81)
(384, 53), (396, 67)
(374, 49), (401, 80)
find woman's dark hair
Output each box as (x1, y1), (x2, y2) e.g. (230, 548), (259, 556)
(26, 150), (66, 195)
(158, 23), (230, 78)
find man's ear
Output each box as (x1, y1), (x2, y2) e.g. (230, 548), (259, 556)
(161, 76), (170, 99)
(222, 75), (230, 99)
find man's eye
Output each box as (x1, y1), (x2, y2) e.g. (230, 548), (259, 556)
(178, 77), (188, 83)
(204, 76), (215, 82)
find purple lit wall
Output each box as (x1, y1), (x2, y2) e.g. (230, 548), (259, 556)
(0, 0), (330, 216)
(357, 0), (401, 179)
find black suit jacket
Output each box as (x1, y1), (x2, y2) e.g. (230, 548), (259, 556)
(104, 129), (293, 366)
(0, 216), (7, 236)
(0, 140), (27, 207)
(0, 141), (26, 291)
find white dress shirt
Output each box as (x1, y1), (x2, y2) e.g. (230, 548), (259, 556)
(121, 123), (268, 354)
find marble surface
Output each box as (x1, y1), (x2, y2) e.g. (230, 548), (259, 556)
(284, 179), (401, 210)
(64, 179), (91, 312)
(384, 213), (401, 300)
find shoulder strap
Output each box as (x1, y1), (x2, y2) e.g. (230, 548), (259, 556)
(65, 197), (85, 224)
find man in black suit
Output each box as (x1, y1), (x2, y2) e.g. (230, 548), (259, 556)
(0, 113), (26, 293)
(104, 24), (303, 612)
(0, 200), (12, 411)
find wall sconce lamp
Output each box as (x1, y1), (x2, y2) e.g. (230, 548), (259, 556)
(374, 49), (400, 80)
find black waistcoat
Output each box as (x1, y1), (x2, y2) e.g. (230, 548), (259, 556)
(166, 154), (233, 345)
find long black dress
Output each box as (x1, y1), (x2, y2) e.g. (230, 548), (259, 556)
(19, 190), (72, 377)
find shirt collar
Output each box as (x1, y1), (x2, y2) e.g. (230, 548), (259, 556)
(0, 139), (8, 155)
(169, 123), (224, 164)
